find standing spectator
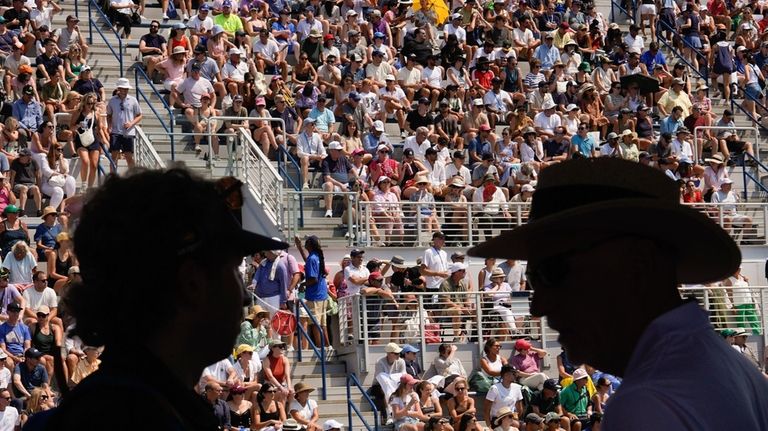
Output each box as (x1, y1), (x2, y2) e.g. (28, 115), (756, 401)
(421, 231), (449, 311)
(252, 249), (289, 315)
(0, 302), (29, 368)
(70, 92), (104, 191)
(106, 78), (142, 172)
(296, 235), (330, 348)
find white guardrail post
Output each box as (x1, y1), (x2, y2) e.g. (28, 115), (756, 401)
(134, 126), (166, 169)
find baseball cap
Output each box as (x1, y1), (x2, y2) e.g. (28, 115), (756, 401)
(401, 344), (420, 353)
(350, 248), (365, 257)
(373, 120), (385, 132)
(25, 348), (43, 359)
(6, 302), (21, 312)
(349, 92), (361, 101)
(328, 141), (343, 150)
(323, 420), (344, 431)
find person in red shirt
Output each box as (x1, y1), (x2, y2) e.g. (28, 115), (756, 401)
(682, 180), (703, 203)
(369, 144), (401, 197)
(473, 57), (494, 91)
(707, 0), (731, 35)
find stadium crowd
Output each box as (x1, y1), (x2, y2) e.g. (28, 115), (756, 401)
(0, 0), (761, 427)
(122, 0), (768, 245)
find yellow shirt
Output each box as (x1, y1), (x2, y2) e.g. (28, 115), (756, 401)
(214, 13), (243, 34)
(553, 30), (573, 50)
(658, 90), (693, 117)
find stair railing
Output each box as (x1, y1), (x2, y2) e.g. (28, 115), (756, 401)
(134, 67), (175, 159)
(741, 152), (768, 204)
(238, 127), (283, 229)
(295, 299), (327, 400)
(730, 81), (768, 135)
(87, 0), (124, 76)
(347, 373), (379, 431)
(656, 19), (707, 82)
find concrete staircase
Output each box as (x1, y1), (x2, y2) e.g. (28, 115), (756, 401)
(290, 350), (378, 430)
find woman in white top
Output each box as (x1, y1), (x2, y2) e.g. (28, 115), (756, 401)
(486, 268), (517, 337)
(40, 141), (76, 211)
(480, 338), (507, 380)
(478, 257), (496, 292)
(233, 344), (263, 399)
(289, 383), (321, 431)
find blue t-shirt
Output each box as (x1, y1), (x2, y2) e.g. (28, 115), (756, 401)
(571, 134), (595, 157)
(0, 322), (30, 356)
(33, 223), (62, 251)
(15, 362), (48, 391)
(308, 108), (335, 133)
(304, 252), (328, 301)
(639, 50), (666, 71)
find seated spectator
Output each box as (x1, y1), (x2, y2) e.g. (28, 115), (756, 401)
(9, 148), (42, 216)
(40, 144), (76, 211)
(544, 412), (564, 430)
(410, 175), (440, 235)
(296, 118), (326, 190)
(12, 86), (43, 151)
(253, 382), (287, 429)
(321, 141), (356, 218)
(525, 379), (567, 428)
(156, 46), (187, 94)
(712, 178), (753, 236)
(290, 382), (320, 431)
(370, 342), (405, 423)
(40, 71), (69, 122)
(20, 386), (53, 425)
(67, 345), (100, 388)
(484, 364), (524, 430)
(308, 95), (337, 142)
(263, 339), (292, 402)
(508, 339), (548, 390)
(21, 271), (57, 326)
(372, 176), (404, 246)
(0, 269), (24, 321)
(560, 368), (594, 431)
(402, 344), (422, 378)
(3, 242), (36, 284)
(390, 373), (425, 431)
(139, 21), (166, 78)
(70, 66), (104, 101)
(416, 380), (442, 419)
(472, 174), (510, 241)
(13, 347), (48, 400)
(203, 382), (231, 430)
(226, 385), (252, 430)
(233, 344), (262, 397)
(28, 305), (60, 384)
(199, 357), (237, 395)
(493, 406), (519, 431)
(0, 389), (19, 429)
(33, 207), (60, 259)
(591, 376), (611, 417)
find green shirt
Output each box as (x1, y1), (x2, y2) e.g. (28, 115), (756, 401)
(559, 383), (588, 416)
(213, 13), (243, 34)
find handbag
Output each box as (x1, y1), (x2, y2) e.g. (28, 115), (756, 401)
(424, 322), (441, 344)
(48, 174), (66, 188)
(271, 310), (297, 336)
(166, 0), (178, 19)
(327, 296), (339, 316)
(467, 369), (493, 394)
(78, 115), (95, 147)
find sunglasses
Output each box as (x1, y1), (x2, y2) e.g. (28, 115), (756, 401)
(456, 387), (467, 391)
(267, 389), (278, 393)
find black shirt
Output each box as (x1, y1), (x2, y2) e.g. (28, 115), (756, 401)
(10, 158), (36, 185)
(140, 33), (167, 55)
(401, 38), (432, 67)
(35, 53), (62, 79)
(526, 391), (561, 416)
(321, 155), (353, 184)
(3, 8), (29, 30)
(406, 111), (434, 130)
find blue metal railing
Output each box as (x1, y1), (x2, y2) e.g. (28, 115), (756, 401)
(99, 142), (118, 172)
(295, 299), (327, 400)
(87, 0), (123, 76)
(657, 20), (708, 81)
(610, 0), (636, 25)
(134, 67), (176, 159)
(347, 373), (379, 431)
(741, 152), (768, 200)
(276, 145), (305, 227)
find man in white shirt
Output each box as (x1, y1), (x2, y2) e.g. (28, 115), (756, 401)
(0, 388), (19, 431)
(221, 47), (256, 98)
(173, 63), (215, 135)
(21, 271), (57, 325)
(513, 16), (539, 59)
(187, 4), (214, 48)
(498, 259), (526, 291)
(671, 127), (694, 162)
(198, 358), (237, 394)
(533, 100), (562, 138)
(443, 14), (467, 45)
(252, 28), (287, 77)
(623, 24), (644, 53)
(403, 127), (431, 162)
(343, 248), (369, 296)
(420, 231), (449, 315)
(423, 147), (446, 197)
(421, 54), (444, 108)
(295, 118), (326, 189)
(712, 179), (753, 232)
(397, 54), (422, 104)
(295, 5), (323, 42)
(483, 77), (514, 127)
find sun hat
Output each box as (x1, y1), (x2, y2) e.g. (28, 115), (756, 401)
(235, 344), (255, 356)
(490, 267), (506, 279)
(705, 153), (725, 164)
(494, 407), (514, 427)
(572, 368), (589, 381)
(294, 382), (316, 394)
(467, 158), (740, 284)
(385, 342), (402, 353)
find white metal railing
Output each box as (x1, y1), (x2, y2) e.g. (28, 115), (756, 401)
(350, 201), (768, 247)
(338, 286), (767, 372)
(285, 189), (358, 246)
(240, 128), (283, 229)
(692, 125), (761, 162)
(134, 126), (166, 169)
(357, 201), (530, 247)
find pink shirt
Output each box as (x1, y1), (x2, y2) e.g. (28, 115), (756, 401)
(509, 351), (540, 373)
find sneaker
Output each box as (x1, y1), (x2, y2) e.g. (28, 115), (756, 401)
(194, 145), (202, 155)
(400, 131), (407, 139)
(302, 182), (309, 190)
(162, 13), (169, 20)
(287, 345), (295, 352)
(324, 209), (333, 218)
(182, 13), (189, 21)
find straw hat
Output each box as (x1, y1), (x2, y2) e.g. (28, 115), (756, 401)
(294, 382), (316, 394)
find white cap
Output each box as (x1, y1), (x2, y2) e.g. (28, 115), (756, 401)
(373, 120), (385, 132)
(472, 98), (484, 106)
(542, 100), (556, 110)
(721, 178), (734, 185)
(323, 420), (344, 431)
(385, 74), (396, 81)
(448, 262), (467, 273)
(328, 141), (343, 150)
(521, 184), (535, 192)
(229, 47), (242, 55)
(566, 103), (579, 111)
(451, 12), (461, 19)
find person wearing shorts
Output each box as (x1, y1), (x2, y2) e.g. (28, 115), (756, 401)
(106, 77), (142, 173)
